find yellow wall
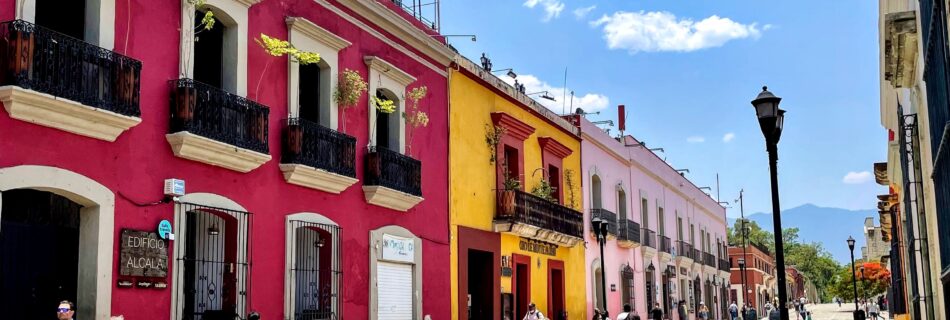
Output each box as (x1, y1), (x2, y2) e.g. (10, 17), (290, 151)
(449, 68), (585, 320)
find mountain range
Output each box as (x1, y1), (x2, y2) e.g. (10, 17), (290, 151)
(727, 204), (877, 264)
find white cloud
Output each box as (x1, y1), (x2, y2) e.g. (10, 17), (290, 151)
(524, 0), (565, 22)
(842, 171), (873, 184)
(687, 136), (706, 143)
(723, 132), (735, 142)
(590, 11), (764, 53)
(573, 5), (596, 19)
(500, 74), (610, 114)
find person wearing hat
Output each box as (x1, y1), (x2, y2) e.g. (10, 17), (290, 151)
(524, 302), (546, 320)
(698, 302), (709, 320)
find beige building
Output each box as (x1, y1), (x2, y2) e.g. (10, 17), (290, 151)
(863, 217), (890, 262)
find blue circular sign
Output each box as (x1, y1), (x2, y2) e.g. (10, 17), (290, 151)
(158, 220), (172, 239)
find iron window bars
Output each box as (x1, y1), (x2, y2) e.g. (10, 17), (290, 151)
(288, 220), (343, 320)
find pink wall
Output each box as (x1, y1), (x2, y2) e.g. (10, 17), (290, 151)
(579, 117), (727, 320)
(0, 1), (450, 319)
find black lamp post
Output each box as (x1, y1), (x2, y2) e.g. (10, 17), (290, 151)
(751, 86), (789, 320)
(739, 257), (748, 307)
(848, 236), (865, 320)
(859, 266), (868, 303)
(592, 217), (610, 319)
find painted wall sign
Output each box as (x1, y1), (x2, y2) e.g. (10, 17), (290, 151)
(119, 229), (169, 277)
(117, 280), (133, 288)
(157, 220), (172, 240)
(518, 238), (558, 256)
(382, 234), (415, 263)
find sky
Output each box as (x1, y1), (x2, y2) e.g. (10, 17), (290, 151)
(437, 0), (884, 217)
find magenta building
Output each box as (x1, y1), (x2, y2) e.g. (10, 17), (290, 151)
(575, 116), (730, 320)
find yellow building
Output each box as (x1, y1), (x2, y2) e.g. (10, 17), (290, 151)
(449, 57), (586, 320)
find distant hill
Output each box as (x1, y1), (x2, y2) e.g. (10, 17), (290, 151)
(728, 204), (877, 264)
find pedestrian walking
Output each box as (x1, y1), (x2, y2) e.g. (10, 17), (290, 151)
(592, 308), (602, 320)
(868, 302), (880, 320)
(57, 301), (75, 320)
(698, 302), (709, 320)
(650, 303), (663, 320)
(797, 302), (807, 320)
(678, 300), (688, 320)
(523, 302), (546, 320)
(729, 301), (738, 320)
(617, 304), (632, 320)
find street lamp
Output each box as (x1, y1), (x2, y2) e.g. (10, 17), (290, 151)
(592, 217), (610, 320)
(750, 86), (789, 320)
(848, 236), (865, 320)
(859, 266), (868, 303)
(738, 257), (748, 307)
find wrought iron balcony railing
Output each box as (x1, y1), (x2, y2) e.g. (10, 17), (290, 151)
(364, 146), (422, 196)
(703, 252), (716, 267)
(659, 235), (672, 254)
(692, 248), (701, 262)
(0, 20), (142, 117)
(641, 228), (656, 248)
(618, 219), (641, 244)
(719, 259), (731, 272)
(282, 118), (356, 178)
(590, 208), (617, 235)
(169, 78), (269, 154)
(677, 240), (694, 259)
(495, 189), (583, 238)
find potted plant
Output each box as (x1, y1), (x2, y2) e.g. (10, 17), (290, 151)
(3, 20), (34, 83)
(499, 170), (521, 216)
(529, 167), (558, 203)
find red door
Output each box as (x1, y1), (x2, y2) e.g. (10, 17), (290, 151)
(548, 260), (566, 320)
(513, 254), (531, 319)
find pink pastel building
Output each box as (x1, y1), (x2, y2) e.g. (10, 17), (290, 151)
(574, 115), (730, 320)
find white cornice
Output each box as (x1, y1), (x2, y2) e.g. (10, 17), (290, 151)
(233, 0), (260, 8)
(335, 0), (455, 66)
(365, 56), (417, 86)
(0, 86), (141, 142)
(286, 17), (352, 51)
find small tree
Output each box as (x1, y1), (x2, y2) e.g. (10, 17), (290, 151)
(254, 33), (320, 100)
(333, 69), (368, 134)
(180, 0), (216, 79)
(402, 86), (429, 157)
(485, 124), (506, 165)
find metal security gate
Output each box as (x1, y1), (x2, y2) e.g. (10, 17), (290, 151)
(289, 220), (342, 320)
(175, 202), (252, 320)
(377, 262), (413, 320)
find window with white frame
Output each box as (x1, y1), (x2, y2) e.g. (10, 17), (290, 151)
(18, 0), (114, 48)
(286, 17), (351, 129)
(180, 0), (249, 95)
(365, 56), (415, 154)
(285, 213), (343, 320)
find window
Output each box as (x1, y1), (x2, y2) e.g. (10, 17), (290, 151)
(658, 206), (665, 236)
(548, 165), (561, 202)
(621, 265), (635, 308)
(286, 217), (342, 320)
(690, 223), (695, 244)
(287, 17), (350, 130)
(193, 11), (225, 89)
(677, 216), (683, 240)
(297, 63), (324, 124)
(618, 189), (627, 220)
(374, 89), (400, 151)
(591, 175), (602, 209)
(180, 0), (250, 96)
(23, 0), (114, 49)
(641, 198), (649, 229)
(503, 145), (520, 188)
(35, 0), (85, 39)
(366, 56), (415, 154)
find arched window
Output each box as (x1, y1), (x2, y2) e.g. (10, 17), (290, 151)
(285, 214), (342, 320)
(180, 0), (250, 96)
(193, 10), (227, 89)
(621, 265), (635, 309)
(591, 175), (602, 209)
(375, 88), (401, 151)
(617, 187), (627, 220)
(287, 17), (350, 130)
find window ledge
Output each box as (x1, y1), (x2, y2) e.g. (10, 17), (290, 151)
(362, 185), (423, 212)
(617, 239), (640, 249)
(0, 86), (141, 141)
(691, 261), (703, 274)
(492, 221), (582, 248)
(703, 265), (717, 275)
(280, 163), (358, 194)
(674, 255), (693, 266)
(640, 245), (658, 261)
(659, 252), (673, 263)
(166, 131), (271, 172)
(719, 270), (731, 280)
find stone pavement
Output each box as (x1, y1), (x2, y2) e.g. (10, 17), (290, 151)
(757, 303), (889, 320)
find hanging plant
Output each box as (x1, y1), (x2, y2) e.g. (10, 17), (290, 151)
(485, 124), (506, 165)
(564, 168), (577, 209)
(253, 33), (321, 100)
(403, 86), (429, 157)
(333, 69), (368, 134)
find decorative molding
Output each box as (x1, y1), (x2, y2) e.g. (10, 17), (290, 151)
(492, 221), (581, 247)
(538, 137), (573, 158)
(0, 86), (141, 141)
(334, 0), (455, 65)
(165, 132), (271, 173)
(279, 164), (358, 194)
(883, 11), (918, 88)
(362, 185), (424, 211)
(703, 265), (716, 276)
(286, 17), (352, 51)
(364, 56), (417, 86)
(659, 252), (673, 264)
(641, 245), (657, 261)
(674, 255), (694, 267)
(491, 112), (535, 141)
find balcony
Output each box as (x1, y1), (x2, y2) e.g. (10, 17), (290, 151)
(675, 241), (694, 266)
(280, 118), (358, 194)
(719, 259), (731, 272)
(702, 252), (717, 273)
(658, 235), (673, 263)
(590, 208), (617, 239)
(0, 20), (142, 141)
(167, 78), (271, 172)
(617, 219), (641, 248)
(640, 228), (657, 260)
(691, 248), (703, 272)
(493, 189), (583, 247)
(363, 146), (423, 211)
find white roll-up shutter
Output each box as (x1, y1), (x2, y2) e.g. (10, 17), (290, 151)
(377, 262), (413, 320)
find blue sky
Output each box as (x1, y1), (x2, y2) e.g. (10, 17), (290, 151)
(439, 0), (884, 217)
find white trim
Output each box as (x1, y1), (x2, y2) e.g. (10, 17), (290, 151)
(280, 164), (359, 194)
(362, 185), (424, 212)
(284, 212), (340, 320)
(287, 17), (352, 129)
(0, 165), (114, 320)
(16, 0), (115, 50)
(179, 0), (248, 95)
(334, 0), (454, 64)
(0, 86), (141, 141)
(369, 225), (424, 320)
(312, 0), (448, 76)
(166, 131), (272, 173)
(365, 56), (412, 152)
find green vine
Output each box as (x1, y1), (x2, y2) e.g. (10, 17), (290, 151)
(485, 124), (506, 164)
(564, 169), (577, 209)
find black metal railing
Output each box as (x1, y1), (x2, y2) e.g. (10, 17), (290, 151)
(495, 189), (583, 238)
(618, 219), (641, 244)
(364, 146), (422, 197)
(389, 0), (439, 31)
(169, 78), (270, 154)
(692, 248), (701, 262)
(590, 208), (617, 235)
(659, 235), (672, 254)
(289, 220), (343, 320)
(174, 202), (252, 320)
(677, 241), (693, 259)
(282, 118), (356, 178)
(641, 228), (656, 248)
(703, 252), (716, 267)
(0, 20), (142, 117)
(719, 259), (730, 272)
(750, 241), (771, 255)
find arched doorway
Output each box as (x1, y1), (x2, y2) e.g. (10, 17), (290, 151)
(0, 165), (114, 320)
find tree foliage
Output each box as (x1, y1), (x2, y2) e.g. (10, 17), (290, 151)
(827, 262), (889, 301)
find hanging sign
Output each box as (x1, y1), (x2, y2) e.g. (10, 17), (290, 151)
(382, 234), (415, 263)
(119, 229), (169, 277)
(518, 238), (558, 256)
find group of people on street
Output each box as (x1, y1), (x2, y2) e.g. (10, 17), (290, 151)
(585, 300), (709, 320)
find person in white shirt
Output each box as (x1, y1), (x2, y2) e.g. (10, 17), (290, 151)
(616, 304), (632, 320)
(868, 302), (880, 320)
(523, 302), (545, 320)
